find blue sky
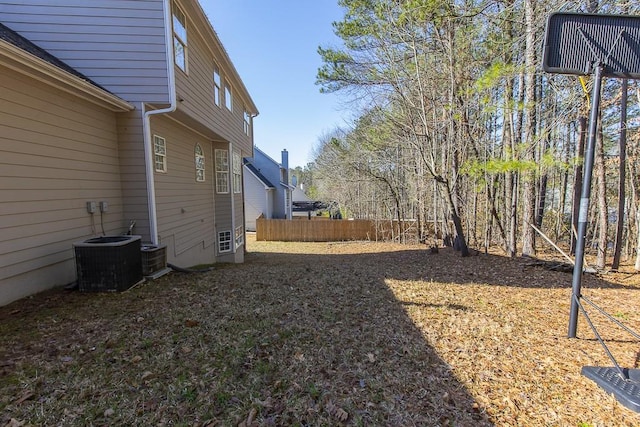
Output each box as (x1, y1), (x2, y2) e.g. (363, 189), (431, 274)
(201, 1), (348, 169)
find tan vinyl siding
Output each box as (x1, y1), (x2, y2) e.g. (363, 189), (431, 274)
(0, 66), (125, 305)
(150, 116), (215, 267)
(173, 1), (254, 155)
(234, 191), (245, 245)
(0, 0), (170, 104)
(212, 142), (233, 243)
(117, 106), (150, 239)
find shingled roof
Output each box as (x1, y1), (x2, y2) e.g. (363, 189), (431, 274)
(243, 158), (276, 189)
(0, 22), (107, 91)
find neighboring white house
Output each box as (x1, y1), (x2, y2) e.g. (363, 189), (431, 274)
(243, 147), (293, 231)
(0, 0), (258, 306)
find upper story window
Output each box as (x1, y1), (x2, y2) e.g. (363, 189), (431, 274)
(195, 144), (205, 182)
(215, 149), (229, 194)
(173, 3), (188, 72)
(232, 151), (242, 193)
(224, 84), (232, 111)
(243, 110), (251, 136)
(213, 67), (221, 106)
(154, 135), (167, 173)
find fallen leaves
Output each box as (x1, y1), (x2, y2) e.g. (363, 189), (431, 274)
(184, 319), (200, 328)
(237, 407), (258, 427)
(1, 237), (640, 426)
(12, 391), (34, 406)
(325, 401), (349, 422)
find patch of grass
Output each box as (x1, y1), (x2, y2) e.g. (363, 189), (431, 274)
(307, 382), (322, 401)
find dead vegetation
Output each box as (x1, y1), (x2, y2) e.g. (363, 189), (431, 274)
(2, 235), (640, 426)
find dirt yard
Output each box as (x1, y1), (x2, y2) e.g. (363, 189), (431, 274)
(2, 235), (640, 426)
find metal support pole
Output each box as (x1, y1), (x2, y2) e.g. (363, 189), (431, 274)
(568, 63), (604, 338)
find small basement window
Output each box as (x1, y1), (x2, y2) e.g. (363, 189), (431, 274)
(218, 230), (232, 253)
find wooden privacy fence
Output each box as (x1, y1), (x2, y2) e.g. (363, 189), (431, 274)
(256, 217), (426, 242)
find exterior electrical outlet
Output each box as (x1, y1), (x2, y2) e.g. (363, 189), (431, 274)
(86, 201), (97, 214)
(99, 201), (108, 212)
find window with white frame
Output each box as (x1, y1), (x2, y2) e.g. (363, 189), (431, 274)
(215, 149), (229, 193)
(235, 225), (244, 248)
(224, 84), (232, 111)
(232, 151), (242, 193)
(218, 230), (232, 253)
(154, 135), (167, 173)
(173, 2), (188, 72)
(195, 144), (205, 182)
(213, 67), (221, 106)
(243, 110), (251, 135)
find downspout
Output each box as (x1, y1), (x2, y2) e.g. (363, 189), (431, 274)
(230, 142), (236, 254)
(142, 0), (177, 245)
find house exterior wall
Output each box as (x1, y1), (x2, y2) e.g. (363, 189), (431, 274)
(150, 115), (216, 267)
(243, 169), (271, 231)
(0, 0), (257, 305)
(251, 148), (289, 219)
(167, 0), (255, 264)
(117, 105), (151, 239)
(0, 0), (171, 104)
(172, 0), (254, 155)
(212, 141), (233, 259)
(231, 188), (245, 263)
(0, 65), (125, 306)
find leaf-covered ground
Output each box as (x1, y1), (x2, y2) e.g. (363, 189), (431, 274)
(2, 235), (640, 426)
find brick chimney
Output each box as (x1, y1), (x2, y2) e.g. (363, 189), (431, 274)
(281, 149), (289, 184)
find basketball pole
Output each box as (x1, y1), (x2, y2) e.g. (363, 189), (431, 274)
(568, 62), (604, 338)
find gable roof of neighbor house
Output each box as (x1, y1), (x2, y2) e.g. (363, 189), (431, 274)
(243, 158), (275, 189)
(252, 146), (295, 190)
(0, 22), (132, 112)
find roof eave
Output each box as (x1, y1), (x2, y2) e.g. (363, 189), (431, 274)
(0, 40), (134, 112)
(189, 1), (258, 115)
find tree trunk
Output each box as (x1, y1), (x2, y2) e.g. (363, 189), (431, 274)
(521, 0), (537, 256)
(571, 116), (587, 254)
(636, 210), (640, 270)
(536, 174), (548, 227)
(595, 113), (607, 269)
(503, 76), (517, 257)
(440, 178), (470, 257)
(612, 79), (628, 270)
(556, 122), (571, 240)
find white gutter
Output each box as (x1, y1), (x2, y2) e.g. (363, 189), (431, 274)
(142, 0), (177, 245)
(230, 142), (236, 254)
